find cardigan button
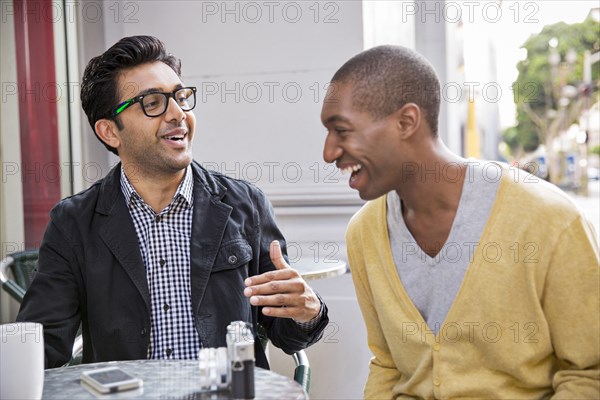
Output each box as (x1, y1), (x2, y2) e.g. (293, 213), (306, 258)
(228, 255), (238, 264)
(433, 343), (440, 351)
(140, 328), (147, 337)
(434, 377), (441, 386)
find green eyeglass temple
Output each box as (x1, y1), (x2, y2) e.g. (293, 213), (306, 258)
(112, 87), (197, 117)
(114, 100), (135, 115)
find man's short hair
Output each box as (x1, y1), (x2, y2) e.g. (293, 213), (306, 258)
(80, 36), (181, 155)
(331, 45), (441, 135)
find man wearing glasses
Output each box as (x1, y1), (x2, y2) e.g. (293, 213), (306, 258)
(17, 36), (328, 369)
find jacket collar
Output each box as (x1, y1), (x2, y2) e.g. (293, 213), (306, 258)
(95, 161), (226, 215)
(190, 160), (227, 201)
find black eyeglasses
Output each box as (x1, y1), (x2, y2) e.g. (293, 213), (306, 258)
(113, 87), (197, 117)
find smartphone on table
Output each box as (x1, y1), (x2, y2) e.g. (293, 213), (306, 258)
(80, 367), (143, 394)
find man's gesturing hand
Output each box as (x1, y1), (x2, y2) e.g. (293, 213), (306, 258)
(244, 240), (321, 323)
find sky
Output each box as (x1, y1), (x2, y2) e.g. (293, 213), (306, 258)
(490, 0), (597, 128)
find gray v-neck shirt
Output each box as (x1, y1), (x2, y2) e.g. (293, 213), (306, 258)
(386, 162), (500, 334)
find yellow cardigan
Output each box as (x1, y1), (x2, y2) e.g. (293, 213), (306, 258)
(346, 170), (600, 399)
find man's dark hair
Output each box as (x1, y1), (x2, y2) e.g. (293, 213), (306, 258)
(80, 36), (182, 155)
(331, 45), (441, 135)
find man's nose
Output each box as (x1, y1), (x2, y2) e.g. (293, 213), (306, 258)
(323, 132), (342, 164)
(164, 97), (186, 122)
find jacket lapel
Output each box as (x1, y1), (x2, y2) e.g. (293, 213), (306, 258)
(189, 162), (232, 315)
(96, 165), (150, 312)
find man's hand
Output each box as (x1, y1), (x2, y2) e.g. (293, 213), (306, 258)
(244, 240), (321, 323)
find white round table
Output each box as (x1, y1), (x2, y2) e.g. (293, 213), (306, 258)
(43, 359), (307, 399)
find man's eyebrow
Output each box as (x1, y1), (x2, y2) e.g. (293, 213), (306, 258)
(134, 87), (161, 97)
(133, 84), (184, 97)
(324, 115), (351, 125)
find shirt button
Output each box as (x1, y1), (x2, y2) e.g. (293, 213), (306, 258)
(166, 348), (172, 356)
(433, 343), (441, 351)
(434, 377), (441, 386)
(155, 215), (161, 222)
(159, 259), (165, 267)
(228, 255), (238, 264)
(163, 303), (170, 312)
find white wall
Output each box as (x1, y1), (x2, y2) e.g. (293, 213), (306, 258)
(93, 1), (363, 201)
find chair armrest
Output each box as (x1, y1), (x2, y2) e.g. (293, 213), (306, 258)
(0, 256), (26, 302)
(72, 335), (83, 359)
(0, 256), (14, 284)
(292, 350), (311, 394)
(0, 281), (26, 302)
(63, 335), (84, 367)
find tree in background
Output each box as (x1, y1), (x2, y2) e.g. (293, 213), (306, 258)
(504, 15), (599, 182)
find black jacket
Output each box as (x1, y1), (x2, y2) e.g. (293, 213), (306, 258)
(17, 161), (328, 368)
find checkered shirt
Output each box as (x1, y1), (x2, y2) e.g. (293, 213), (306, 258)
(120, 166), (200, 359)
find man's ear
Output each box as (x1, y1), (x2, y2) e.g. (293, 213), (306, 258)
(394, 103), (421, 140)
(94, 119), (121, 150)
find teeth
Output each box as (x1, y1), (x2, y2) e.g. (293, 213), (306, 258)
(340, 164), (362, 174)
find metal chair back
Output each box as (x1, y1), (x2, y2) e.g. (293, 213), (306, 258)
(0, 250), (39, 302)
(256, 323), (311, 394)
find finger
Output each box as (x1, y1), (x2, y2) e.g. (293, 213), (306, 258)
(244, 268), (297, 288)
(270, 240), (290, 270)
(248, 293), (298, 307)
(244, 241), (294, 287)
(261, 305), (317, 322)
(244, 279), (304, 297)
(262, 306), (293, 319)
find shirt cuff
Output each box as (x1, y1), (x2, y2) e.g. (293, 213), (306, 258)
(294, 301), (324, 333)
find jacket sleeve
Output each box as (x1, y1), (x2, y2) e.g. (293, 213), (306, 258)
(16, 218), (81, 368)
(346, 221), (401, 399)
(544, 215), (600, 398)
(251, 188), (329, 354)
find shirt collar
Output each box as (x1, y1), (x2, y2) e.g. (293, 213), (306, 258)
(120, 165), (194, 209)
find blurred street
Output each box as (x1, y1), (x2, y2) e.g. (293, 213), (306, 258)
(569, 181), (600, 239)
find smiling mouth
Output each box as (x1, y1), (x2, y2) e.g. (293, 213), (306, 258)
(340, 164), (362, 174)
(163, 133), (187, 141)
(339, 164), (362, 182)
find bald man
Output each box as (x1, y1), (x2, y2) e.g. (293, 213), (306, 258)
(321, 45), (599, 399)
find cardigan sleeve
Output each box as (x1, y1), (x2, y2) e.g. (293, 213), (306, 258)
(543, 215), (600, 398)
(347, 222), (401, 399)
